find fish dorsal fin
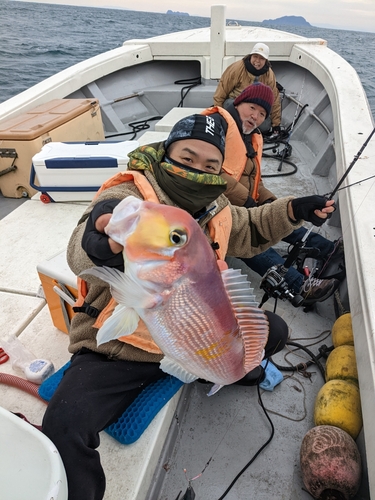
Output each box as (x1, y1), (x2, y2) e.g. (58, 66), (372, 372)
(221, 268), (269, 374)
(160, 356), (198, 384)
(221, 268), (258, 305)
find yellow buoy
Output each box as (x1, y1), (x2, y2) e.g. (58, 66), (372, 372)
(314, 379), (362, 440)
(326, 345), (358, 384)
(332, 312), (353, 347)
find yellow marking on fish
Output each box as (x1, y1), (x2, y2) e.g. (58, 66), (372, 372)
(128, 211), (172, 248)
(196, 337), (232, 361)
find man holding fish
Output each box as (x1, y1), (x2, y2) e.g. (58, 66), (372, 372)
(42, 113), (335, 500)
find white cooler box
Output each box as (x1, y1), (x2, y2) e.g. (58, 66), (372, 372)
(30, 140), (138, 202)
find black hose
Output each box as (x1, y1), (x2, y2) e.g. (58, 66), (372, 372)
(270, 341), (332, 380)
(262, 153), (298, 177)
(105, 115), (163, 140)
(216, 382), (275, 499)
(174, 76), (202, 107)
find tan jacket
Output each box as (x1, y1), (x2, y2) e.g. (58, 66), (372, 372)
(213, 58), (281, 127)
(67, 143), (300, 363)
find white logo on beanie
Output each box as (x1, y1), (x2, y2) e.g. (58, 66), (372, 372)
(205, 116), (215, 137)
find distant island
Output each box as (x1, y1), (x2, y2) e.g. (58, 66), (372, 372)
(166, 10), (189, 16)
(262, 16), (311, 27)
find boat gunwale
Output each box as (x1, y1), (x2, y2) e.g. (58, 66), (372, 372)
(0, 5), (374, 497)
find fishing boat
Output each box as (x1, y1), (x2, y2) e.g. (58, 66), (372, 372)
(0, 4), (374, 499)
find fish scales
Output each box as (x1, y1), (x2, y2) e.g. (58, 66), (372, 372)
(137, 277), (246, 383)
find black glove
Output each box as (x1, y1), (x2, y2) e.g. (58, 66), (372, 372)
(244, 196), (257, 208)
(272, 125), (281, 135)
(81, 198), (124, 270)
(291, 195), (334, 227)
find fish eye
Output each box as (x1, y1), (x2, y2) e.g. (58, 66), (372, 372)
(169, 229), (188, 246)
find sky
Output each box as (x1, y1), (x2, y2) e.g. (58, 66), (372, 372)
(15, 0), (375, 33)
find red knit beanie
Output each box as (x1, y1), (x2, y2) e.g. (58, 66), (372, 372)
(233, 83), (274, 118)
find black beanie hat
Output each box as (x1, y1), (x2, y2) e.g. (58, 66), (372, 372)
(233, 82), (274, 118)
(164, 114), (226, 157)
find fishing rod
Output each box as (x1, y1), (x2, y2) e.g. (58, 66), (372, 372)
(176, 127), (375, 500)
(326, 126), (375, 199)
(260, 126), (375, 307)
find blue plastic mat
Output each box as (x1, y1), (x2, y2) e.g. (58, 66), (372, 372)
(38, 361), (184, 444)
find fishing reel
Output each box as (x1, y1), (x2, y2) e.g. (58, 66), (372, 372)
(259, 229), (314, 308)
(260, 264), (304, 307)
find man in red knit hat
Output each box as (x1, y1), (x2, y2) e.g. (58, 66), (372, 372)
(205, 82), (340, 305)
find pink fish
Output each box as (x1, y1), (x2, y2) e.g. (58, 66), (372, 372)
(83, 196), (269, 395)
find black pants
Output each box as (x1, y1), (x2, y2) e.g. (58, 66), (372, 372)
(42, 311), (287, 500)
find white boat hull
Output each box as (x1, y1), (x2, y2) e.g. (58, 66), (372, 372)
(0, 5), (374, 499)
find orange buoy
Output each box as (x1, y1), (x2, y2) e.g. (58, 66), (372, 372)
(300, 425), (361, 499)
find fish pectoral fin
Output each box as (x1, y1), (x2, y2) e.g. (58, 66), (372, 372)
(207, 384), (224, 396)
(96, 304), (140, 346)
(160, 357), (197, 384)
(80, 266), (159, 309)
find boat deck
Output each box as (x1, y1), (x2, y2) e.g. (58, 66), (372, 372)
(0, 126), (371, 499)
(152, 135), (369, 499)
(0, 196), (186, 499)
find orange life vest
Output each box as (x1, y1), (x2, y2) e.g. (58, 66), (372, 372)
(201, 106), (264, 202)
(74, 170), (233, 353)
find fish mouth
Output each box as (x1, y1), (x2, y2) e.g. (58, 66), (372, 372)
(107, 212), (139, 246)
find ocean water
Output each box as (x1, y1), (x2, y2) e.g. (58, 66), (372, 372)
(0, 0), (374, 117)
